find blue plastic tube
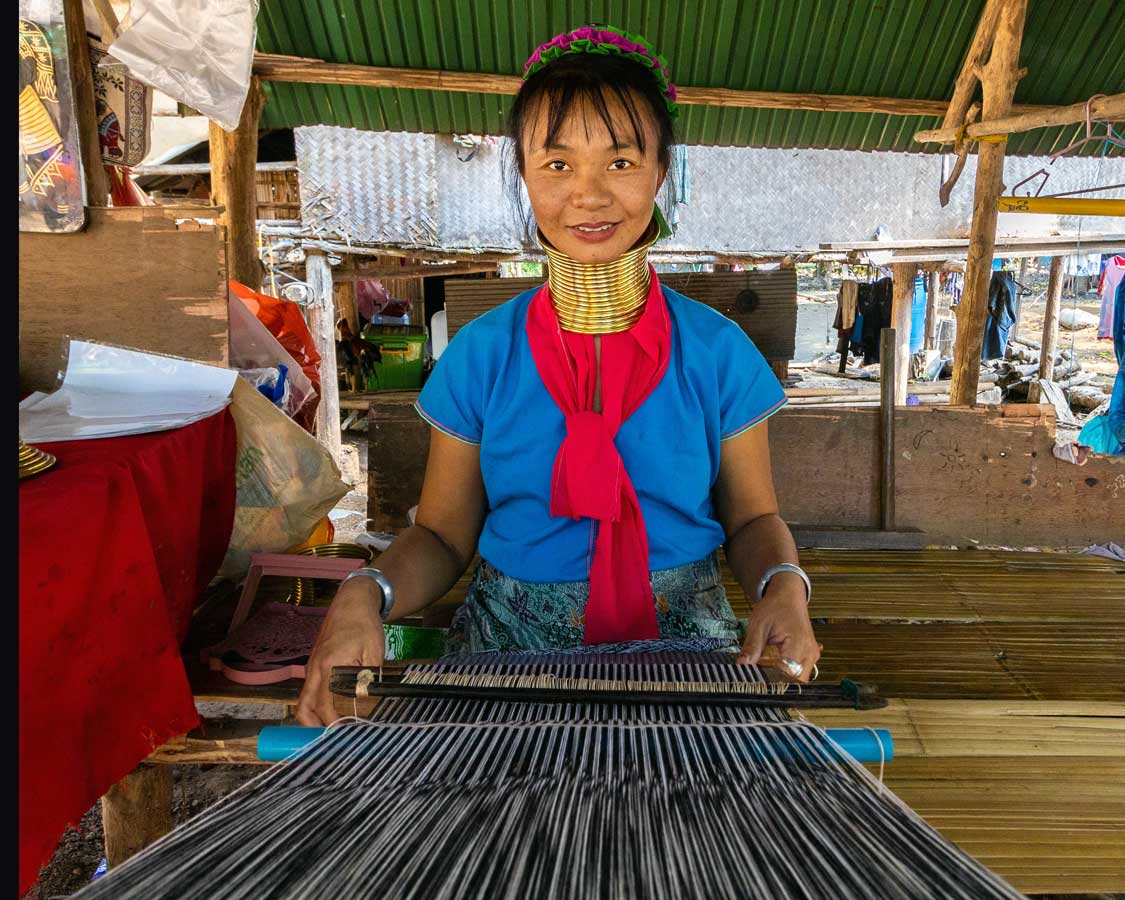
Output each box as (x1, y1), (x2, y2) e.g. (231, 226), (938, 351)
(258, 725), (894, 763)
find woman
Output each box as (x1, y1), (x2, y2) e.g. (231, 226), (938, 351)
(297, 25), (819, 727)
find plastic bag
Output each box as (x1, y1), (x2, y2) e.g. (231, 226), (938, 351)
(238, 365), (294, 414)
(218, 378), (349, 579)
(106, 0), (258, 131)
(228, 289), (315, 422)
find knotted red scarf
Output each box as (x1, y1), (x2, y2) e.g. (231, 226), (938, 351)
(525, 267), (671, 643)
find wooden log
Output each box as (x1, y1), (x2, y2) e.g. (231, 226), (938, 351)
(209, 76), (265, 290)
(916, 91), (1125, 145)
(252, 52), (1045, 118)
(890, 264), (918, 405)
(950, 0), (1028, 406)
(306, 251), (342, 463)
(62, 0), (109, 206)
(101, 765), (173, 868)
(1028, 256), (1064, 404)
(879, 328), (896, 531)
(940, 0), (1005, 133)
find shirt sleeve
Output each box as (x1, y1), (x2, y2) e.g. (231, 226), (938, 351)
(414, 324), (487, 446)
(718, 327), (788, 441)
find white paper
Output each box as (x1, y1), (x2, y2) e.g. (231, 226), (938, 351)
(19, 341), (237, 442)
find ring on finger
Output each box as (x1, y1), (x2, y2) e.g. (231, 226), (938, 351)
(810, 663), (819, 682)
(781, 657), (804, 678)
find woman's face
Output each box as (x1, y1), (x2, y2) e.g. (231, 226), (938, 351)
(521, 93), (665, 264)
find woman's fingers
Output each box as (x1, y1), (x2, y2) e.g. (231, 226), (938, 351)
(295, 667), (325, 726)
(737, 617), (769, 665)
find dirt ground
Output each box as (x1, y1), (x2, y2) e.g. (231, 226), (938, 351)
(25, 262), (1119, 898)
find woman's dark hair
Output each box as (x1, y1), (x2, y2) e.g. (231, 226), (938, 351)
(503, 52), (679, 242)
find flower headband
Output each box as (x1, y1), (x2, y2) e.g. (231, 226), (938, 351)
(522, 25), (681, 121)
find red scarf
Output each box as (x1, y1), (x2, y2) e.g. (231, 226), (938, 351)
(525, 267), (671, 644)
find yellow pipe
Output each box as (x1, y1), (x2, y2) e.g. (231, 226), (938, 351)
(998, 196), (1125, 216)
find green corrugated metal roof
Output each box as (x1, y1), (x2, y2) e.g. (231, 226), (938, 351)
(257, 0), (1124, 156)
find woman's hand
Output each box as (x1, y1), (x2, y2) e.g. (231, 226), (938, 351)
(295, 580), (386, 726)
(737, 573), (820, 683)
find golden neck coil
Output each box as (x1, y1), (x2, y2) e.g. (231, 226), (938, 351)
(538, 218), (659, 334)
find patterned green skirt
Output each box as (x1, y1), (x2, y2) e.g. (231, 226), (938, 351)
(445, 551), (743, 654)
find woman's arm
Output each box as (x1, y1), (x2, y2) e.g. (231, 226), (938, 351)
(295, 429), (487, 725)
(712, 420), (820, 680)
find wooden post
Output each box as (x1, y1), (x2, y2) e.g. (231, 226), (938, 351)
(1012, 257), (1028, 342)
(879, 328), (896, 531)
(62, 0), (109, 207)
(209, 76), (265, 290)
(1028, 255), (1064, 404)
(924, 271), (940, 351)
(306, 250), (342, 462)
(890, 263), (918, 405)
(101, 765), (173, 868)
(949, 0), (1028, 406)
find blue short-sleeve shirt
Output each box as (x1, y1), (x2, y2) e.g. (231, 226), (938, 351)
(415, 285), (787, 583)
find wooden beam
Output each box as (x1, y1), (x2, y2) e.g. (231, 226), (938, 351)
(940, 0), (1005, 132)
(306, 250), (342, 463)
(253, 52), (1045, 119)
(62, 0), (109, 207)
(916, 92), (1125, 145)
(998, 196), (1125, 216)
(134, 161), (297, 177)
(890, 264), (918, 405)
(1027, 255), (1064, 404)
(335, 263), (500, 281)
(950, 0), (1028, 406)
(209, 76), (265, 289)
(101, 765), (173, 868)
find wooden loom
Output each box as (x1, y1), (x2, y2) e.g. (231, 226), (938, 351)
(142, 548), (1124, 895)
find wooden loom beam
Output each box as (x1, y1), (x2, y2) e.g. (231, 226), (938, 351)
(209, 76), (265, 290)
(252, 52), (1047, 118)
(950, 0), (1028, 406)
(102, 765), (173, 869)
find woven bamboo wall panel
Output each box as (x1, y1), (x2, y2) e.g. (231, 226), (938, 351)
(443, 269), (798, 361)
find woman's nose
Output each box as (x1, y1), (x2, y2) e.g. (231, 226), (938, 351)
(569, 171), (613, 210)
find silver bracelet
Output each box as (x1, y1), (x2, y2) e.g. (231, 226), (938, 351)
(340, 567), (395, 620)
(755, 563), (811, 605)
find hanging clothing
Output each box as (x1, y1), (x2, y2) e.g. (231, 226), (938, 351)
(849, 277), (893, 364)
(1097, 255), (1125, 342)
(983, 271), (1017, 361)
(1078, 278), (1125, 456)
(834, 279), (858, 331)
(415, 282), (787, 589)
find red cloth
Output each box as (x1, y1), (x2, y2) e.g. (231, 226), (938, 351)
(18, 411), (236, 894)
(525, 268), (671, 644)
(228, 279), (322, 431)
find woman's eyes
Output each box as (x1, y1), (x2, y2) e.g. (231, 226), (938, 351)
(545, 159), (635, 172)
